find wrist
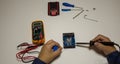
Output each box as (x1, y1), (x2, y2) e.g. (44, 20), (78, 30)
(38, 55), (52, 64)
(33, 58), (46, 64)
(38, 56), (49, 64)
(104, 48), (117, 55)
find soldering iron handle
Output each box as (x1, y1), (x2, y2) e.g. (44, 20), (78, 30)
(90, 41), (115, 46)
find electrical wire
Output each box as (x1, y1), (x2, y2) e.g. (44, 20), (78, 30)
(114, 43), (120, 51)
(21, 53), (36, 63)
(16, 42), (39, 63)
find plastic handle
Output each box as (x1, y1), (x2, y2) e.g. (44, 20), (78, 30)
(62, 9), (71, 11)
(63, 2), (74, 7)
(90, 41), (114, 46)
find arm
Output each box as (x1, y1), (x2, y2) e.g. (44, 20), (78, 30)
(32, 40), (62, 64)
(32, 58), (46, 64)
(91, 34), (120, 64)
(107, 51), (120, 64)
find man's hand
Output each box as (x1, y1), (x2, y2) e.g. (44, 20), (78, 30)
(38, 40), (62, 63)
(91, 34), (117, 55)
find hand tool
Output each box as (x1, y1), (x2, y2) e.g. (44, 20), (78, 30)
(76, 41), (115, 47)
(84, 15), (98, 22)
(62, 9), (83, 12)
(73, 10), (84, 19)
(62, 2), (81, 8)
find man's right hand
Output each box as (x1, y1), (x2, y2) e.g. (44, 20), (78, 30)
(91, 34), (117, 55)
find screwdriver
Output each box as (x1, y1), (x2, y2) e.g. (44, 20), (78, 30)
(62, 2), (81, 8)
(76, 41), (115, 47)
(62, 9), (83, 12)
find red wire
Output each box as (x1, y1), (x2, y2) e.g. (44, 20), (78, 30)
(16, 43), (39, 63)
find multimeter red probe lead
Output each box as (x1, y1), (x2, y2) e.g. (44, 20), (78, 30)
(16, 43), (39, 63)
(16, 42), (59, 63)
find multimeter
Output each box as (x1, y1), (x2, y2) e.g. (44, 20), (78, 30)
(32, 20), (45, 45)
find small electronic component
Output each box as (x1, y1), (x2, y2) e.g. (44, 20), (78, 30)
(63, 33), (75, 48)
(52, 45), (58, 51)
(32, 20), (45, 45)
(48, 2), (60, 16)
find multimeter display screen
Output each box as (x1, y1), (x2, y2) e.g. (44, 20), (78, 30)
(32, 22), (44, 40)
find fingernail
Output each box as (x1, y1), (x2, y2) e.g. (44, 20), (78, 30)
(50, 39), (54, 41)
(94, 42), (99, 46)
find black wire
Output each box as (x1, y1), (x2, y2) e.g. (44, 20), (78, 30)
(114, 43), (120, 51)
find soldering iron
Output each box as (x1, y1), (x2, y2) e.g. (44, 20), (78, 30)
(76, 41), (120, 49)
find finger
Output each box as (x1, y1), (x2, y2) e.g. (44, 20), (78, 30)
(45, 40), (54, 45)
(94, 42), (106, 50)
(92, 34), (111, 42)
(54, 47), (62, 56)
(45, 40), (62, 51)
(92, 34), (103, 41)
(54, 42), (61, 48)
(48, 41), (60, 48)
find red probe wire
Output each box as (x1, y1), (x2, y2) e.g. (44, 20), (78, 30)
(16, 42), (39, 63)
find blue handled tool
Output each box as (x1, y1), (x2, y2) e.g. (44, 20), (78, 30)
(62, 9), (82, 12)
(62, 2), (81, 8)
(63, 2), (75, 8)
(62, 9), (71, 11)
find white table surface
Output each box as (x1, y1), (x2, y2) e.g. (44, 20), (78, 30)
(0, 0), (120, 64)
